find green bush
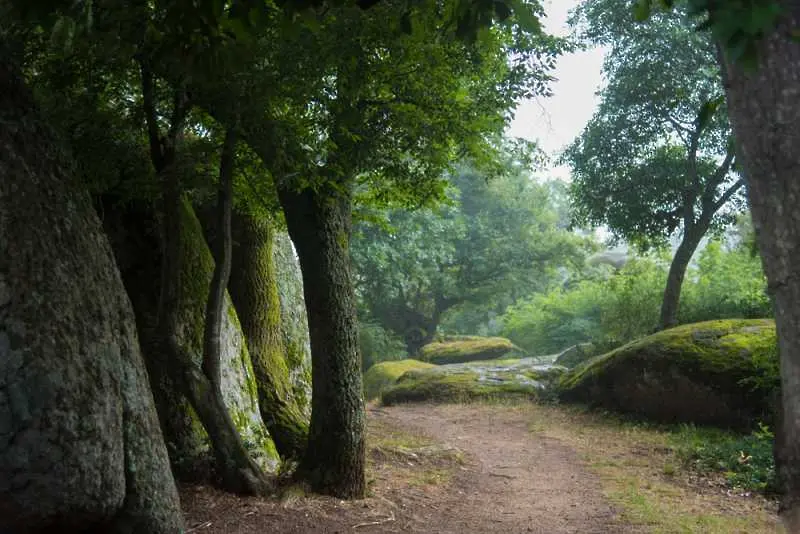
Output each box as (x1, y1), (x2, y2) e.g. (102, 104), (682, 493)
(501, 242), (770, 356)
(670, 423), (777, 494)
(359, 321), (407, 371)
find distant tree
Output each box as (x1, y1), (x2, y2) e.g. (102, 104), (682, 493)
(352, 156), (583, 354)
(566, 0), (746, 330)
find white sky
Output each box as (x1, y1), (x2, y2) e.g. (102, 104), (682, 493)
(507, 0), (607, 180)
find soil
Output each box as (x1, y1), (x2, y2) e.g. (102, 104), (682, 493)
(182, 403), (638, 533)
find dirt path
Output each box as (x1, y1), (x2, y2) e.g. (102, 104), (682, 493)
(377, 403), (632, 534)
(182, 403), (638, 533)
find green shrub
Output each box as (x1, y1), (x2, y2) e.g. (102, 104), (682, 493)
(360, 321), (407, 371)
(670, 423), (777, 494)
(501, 242), (770, 356)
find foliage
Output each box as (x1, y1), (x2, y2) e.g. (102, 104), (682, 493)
(671, 423), (778, 493)
(501, 239), (770, 355)
(359, 322), (408, 371)
(680, 240), (771, 323)
(567, 0), (748, 328)
(502, 257), (667, 354)
(352, 156), (586, 353)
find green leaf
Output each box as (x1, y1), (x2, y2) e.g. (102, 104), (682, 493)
(633, 0), (651, 22)
(507, 0), (541, 33)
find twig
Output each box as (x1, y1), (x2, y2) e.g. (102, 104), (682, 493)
(353, 511), (396, 529)
(187, 521), (213, 533)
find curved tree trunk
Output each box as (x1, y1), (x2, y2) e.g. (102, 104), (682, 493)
(718, 5), (800, 529)
(0, 51), (183, 532)
(228, 211), (309, 459)
(159, 186), (271, 495)
(278, 184), (366, 498)
(658, 228), (706, 330)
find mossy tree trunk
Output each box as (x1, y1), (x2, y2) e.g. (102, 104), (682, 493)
(278, 183), (366, 498)
(718, 5), (800, 529)
(228, 210), (309, 459)
(0, 49), (183, 532)
(141, 65), (270, 495)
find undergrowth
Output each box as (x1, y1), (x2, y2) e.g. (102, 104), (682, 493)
(670, 422), (778, 494)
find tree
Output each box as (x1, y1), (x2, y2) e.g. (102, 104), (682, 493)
(635, 0), (800, 528)
(566, 0), (746, 329)
(6, 0), (562, 500)
(352, 158), (582, 354)
(0, 42), (183, 533)
(186, 0), (565, 497)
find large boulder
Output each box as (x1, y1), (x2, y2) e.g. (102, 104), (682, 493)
(363, 359), (436, 400)
(554, 343), (597, 369)
(104, 200), (280, 475)
(380, 358), (565, 405)
(559, 319), (779, 429)
(419, 336), (525, 365)
(272, 231), (313, 417)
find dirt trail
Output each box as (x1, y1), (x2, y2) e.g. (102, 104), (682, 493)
(377, 403), (633, 534)
(183, 403), (638, 533)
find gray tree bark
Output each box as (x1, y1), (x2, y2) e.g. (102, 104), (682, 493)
(717, 3), (800, 529)
(0, 48), (183, 532)
(278, 183), (367, 498)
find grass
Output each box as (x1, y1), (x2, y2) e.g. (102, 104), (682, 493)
(520, 402), (782, 533)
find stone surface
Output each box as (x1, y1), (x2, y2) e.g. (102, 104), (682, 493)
(559, 319), (779, 429)
(272, 231), (313, 417)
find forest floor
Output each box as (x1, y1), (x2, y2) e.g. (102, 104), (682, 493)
(181, 402), (783, 533)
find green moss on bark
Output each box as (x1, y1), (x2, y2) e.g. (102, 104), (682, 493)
(228, 212), (309, 460)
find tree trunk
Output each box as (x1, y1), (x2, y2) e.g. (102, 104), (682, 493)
(717, 4), (800, 529)
(277, 184), (366, 498)
(658, 228), (705, 330)
(202, 128), (237, 391)
(0, 50), (183, 532)
(159, 186), (272, 495)
(227, 211), (309, 460)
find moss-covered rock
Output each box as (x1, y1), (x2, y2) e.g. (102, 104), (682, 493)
(176, 201), (281, 472)
(554, 343), (597, 369)
(418, 336), (525, 365)
(380, 357), (565, 405)
(559, 319), (779, 429)
(363, 359), (436, 400)
(272, 231), (313, 417)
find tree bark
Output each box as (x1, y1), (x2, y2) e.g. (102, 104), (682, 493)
(716, 3), (800, 529)
(202, 128), (237, 390)
(658, 226), (706, 330)
(141, 71), (271, 494)
(159, 192), (271, 495)
(227, 211), (309, 460)
(277, 183), (366, 498)
(0, 49), (183, 532)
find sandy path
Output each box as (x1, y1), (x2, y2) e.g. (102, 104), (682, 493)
(182, 403), (640, 533)
(377, 403), (635, 533)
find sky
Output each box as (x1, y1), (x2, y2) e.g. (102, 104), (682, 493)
(506, 0), (607, 180)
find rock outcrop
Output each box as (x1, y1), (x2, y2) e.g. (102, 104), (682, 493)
(559, 319), (779, 429)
